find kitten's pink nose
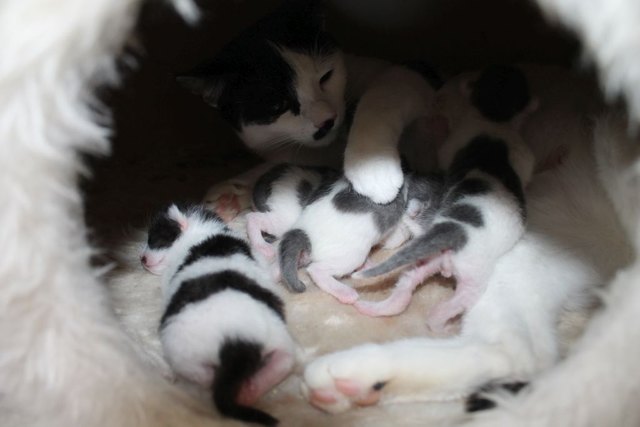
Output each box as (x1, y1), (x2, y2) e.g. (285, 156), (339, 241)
(141, 255), (148, 265)
(313, 117), (337, 140)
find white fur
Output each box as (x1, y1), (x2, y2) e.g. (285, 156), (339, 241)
(0, 0), (231, 426)
(535, 0), (640, 123)
(460, 112), (640, 426)
(344, 65), (439, 203)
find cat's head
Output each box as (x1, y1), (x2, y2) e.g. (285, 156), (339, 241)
(177, 0), (347, 153)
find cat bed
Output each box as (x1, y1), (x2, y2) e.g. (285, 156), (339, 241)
(90, 0), (597, 425)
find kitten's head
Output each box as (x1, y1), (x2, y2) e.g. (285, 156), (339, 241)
(177, 0), (347, 152)
(141, 204), (225, 274)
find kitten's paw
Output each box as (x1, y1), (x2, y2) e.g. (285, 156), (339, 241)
(203, 180), (251, 222)
(302, 344), (393, 413)
(425, 305), (459, 334)
(344, 156), (403, 204)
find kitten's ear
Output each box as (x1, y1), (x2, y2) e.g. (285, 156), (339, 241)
(167, 204), (189, 231)
(175, 74), (227, 108)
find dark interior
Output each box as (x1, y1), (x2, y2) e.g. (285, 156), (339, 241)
(84, 0), (582, 250)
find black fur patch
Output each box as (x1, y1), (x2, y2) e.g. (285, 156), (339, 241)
(161, 270), (285, 327)
(253, 164), (291, 212)
(450, 178), (492, 201)
(332, 183), (407, 233)
(443, 203), (484, 227)
(147, 213), (181, 249)
(471, 64), (530, 123)
(305, 173), (340, 206)
(296, 179), (314, 207)
(176, 0), (336, 130)
(449, 135), (525, 214)
(466, 381), (528, 413)
(176, 234), (253, 275)
(213, 339), (279, 426)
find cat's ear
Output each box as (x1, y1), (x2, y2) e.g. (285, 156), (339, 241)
(167, 204), (189, 231)
(175, 74), (227, 108)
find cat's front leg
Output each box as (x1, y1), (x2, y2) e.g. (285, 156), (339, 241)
(344, 66), (437, 203)
(302, 343), (394, 413)
(303, 333), (522, 414)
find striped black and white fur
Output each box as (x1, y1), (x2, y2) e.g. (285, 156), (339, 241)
(354, 66), (536, 333)
(145, 204), (296, 426)
(246, 163), (339, 262)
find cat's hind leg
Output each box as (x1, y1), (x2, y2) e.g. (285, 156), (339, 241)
(307, 263), (359, 304)
(354, 260), (442, 317)
(425, 274), (487, 334)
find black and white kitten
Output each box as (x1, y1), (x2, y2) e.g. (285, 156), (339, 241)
(141, 204), (296, 426)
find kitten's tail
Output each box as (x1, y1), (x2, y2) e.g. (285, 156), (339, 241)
(213, 339), (279, 426)
(357, 222), (467, 278)
(278, 229), (311, 292)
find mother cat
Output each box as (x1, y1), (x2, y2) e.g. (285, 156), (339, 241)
(176, 0), (444, 206)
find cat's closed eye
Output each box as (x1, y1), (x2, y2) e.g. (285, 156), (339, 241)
(319, 69), (333, 87)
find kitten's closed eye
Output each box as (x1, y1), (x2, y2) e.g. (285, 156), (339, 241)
(319, 69), (333, 87)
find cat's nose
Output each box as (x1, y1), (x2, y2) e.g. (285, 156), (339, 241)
(313, 117), (336, 140)
(141, 255), (148, 266)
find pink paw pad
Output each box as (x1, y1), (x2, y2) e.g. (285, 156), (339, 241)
(310, 388), (339, 405)
(212, 193), (242, 222)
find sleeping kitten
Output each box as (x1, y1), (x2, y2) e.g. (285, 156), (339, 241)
(277, 175), (410, 304)
(355, 65), (536, 333)
(145, 204), (296, 426)
(247, 163), (339, 261)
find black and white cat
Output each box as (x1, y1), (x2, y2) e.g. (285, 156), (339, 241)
(354, 66), (536, 333)
(177, 0), (444, 208)
(142, 204), (296, 426)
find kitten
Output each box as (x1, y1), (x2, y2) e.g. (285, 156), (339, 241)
(277, 174), (415, 304)
(246, 163), (339, 261)
(354, 65), (536, 333)
(144, 204), (296, 426)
